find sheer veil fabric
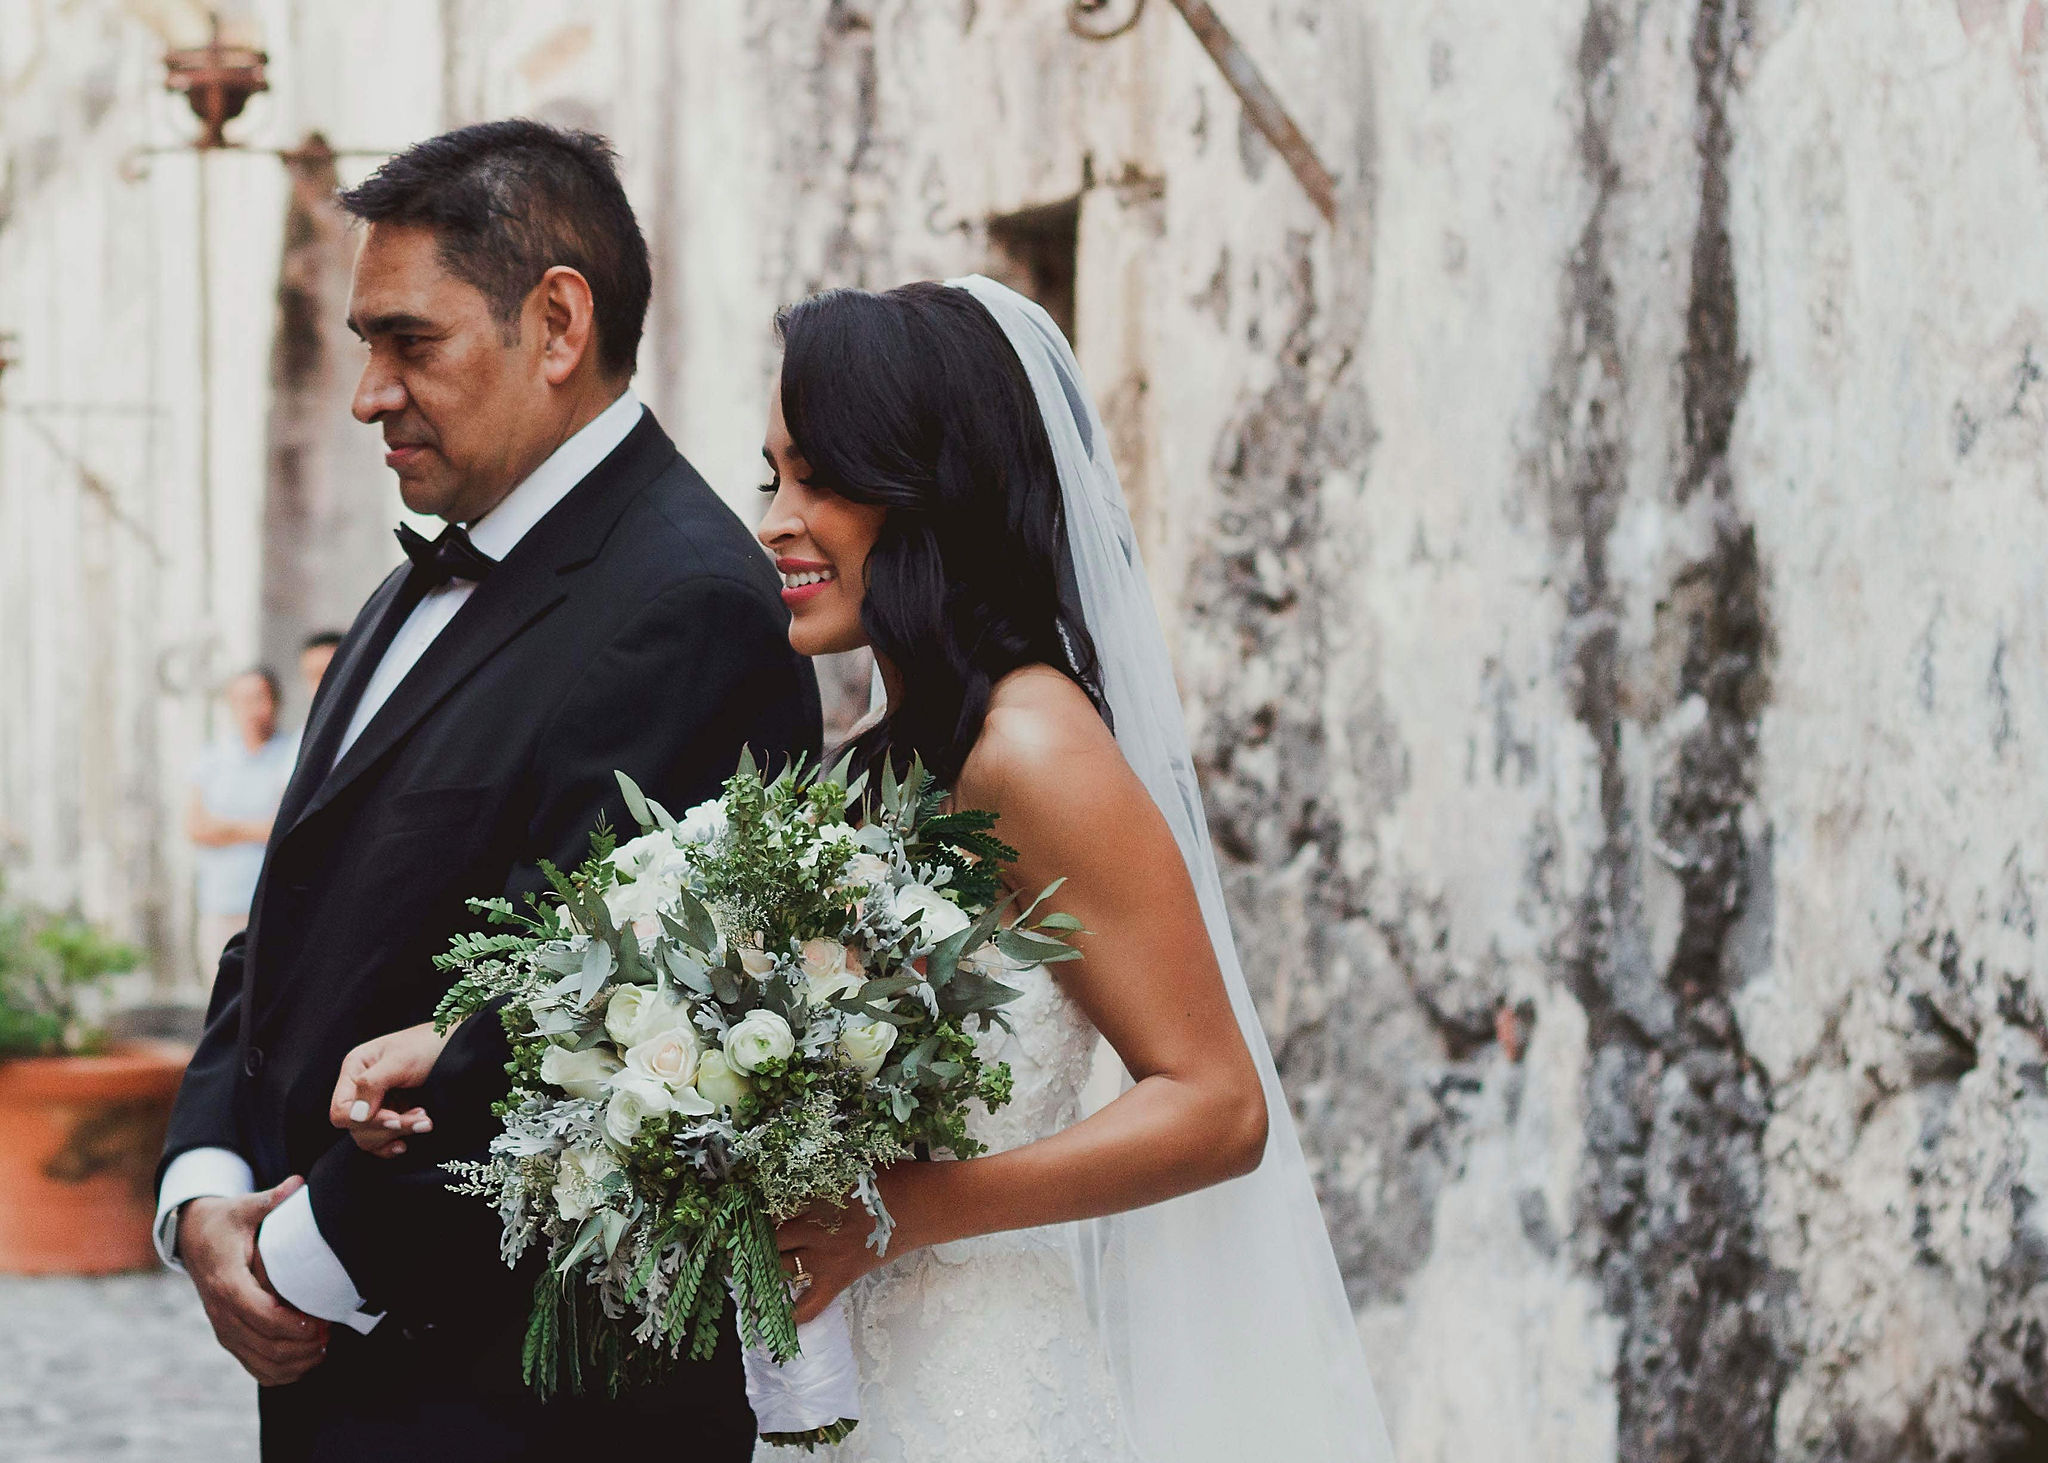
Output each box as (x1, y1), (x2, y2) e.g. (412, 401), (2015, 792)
(946, 276), (1396, 1463)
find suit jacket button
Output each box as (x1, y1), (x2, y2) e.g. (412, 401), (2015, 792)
(243, 1046), (264, 1078)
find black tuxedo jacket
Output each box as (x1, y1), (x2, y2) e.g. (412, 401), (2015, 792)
(162, 410), (818, 1459)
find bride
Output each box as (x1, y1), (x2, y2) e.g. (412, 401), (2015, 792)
(744, 276), (1391, 1462)
(336, 276), (1394, 1462)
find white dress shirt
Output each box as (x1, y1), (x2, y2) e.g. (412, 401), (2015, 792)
(156, 389), (644, 1331)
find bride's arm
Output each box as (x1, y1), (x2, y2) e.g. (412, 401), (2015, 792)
(781, 668), (1268, 1320)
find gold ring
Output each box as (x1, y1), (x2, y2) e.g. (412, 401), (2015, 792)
(791, 1255), (811, 1291)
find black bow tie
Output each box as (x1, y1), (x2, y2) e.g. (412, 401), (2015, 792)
(395, 522), (498, 589)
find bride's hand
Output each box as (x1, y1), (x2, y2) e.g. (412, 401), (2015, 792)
(328, 1021), (454, 1157)
(774, 1196), (894, 1326)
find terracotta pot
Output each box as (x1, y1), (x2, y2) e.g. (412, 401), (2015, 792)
(0, 1039), (191, 1274)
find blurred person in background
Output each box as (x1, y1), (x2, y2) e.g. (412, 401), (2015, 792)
(299, 630), (343, 702)
(285, 631), (347, 764)
(185, 668), (295, 966)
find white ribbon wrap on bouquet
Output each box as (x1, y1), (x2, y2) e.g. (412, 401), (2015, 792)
(742, 1293), (861, 1440)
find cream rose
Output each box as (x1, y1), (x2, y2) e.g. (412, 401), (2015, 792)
(739, 948), (776, 981)
(675, 799), (729, 847)
(723, 1010), (795, 1073)
(551, 1144), (620, 1222)
(603, 1073), (674, 1148)
(837, 1020), (899, 1081)
(694, 1049), (752, 1111)
(623, 1028), (701, 1091)
(608, 830), (678, 881)
(539, 1043), (623, 1101)
(890, 882), (972, 947)
(799, 938), (865, 1005)
(602, 876), (669, 942)
(839, 852), (892, 895)
(604, 984), (694, 1049)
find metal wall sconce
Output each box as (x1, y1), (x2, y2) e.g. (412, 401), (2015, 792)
(163, 18), (269, 151)
(1069, 0), (1340, 226)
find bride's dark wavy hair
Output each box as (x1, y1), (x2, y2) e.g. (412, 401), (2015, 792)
(775, 281), (1106, 789)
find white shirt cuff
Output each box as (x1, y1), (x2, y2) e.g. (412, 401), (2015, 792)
(154, 1147), (254, 1270)
(257, 1186), (385, 1334)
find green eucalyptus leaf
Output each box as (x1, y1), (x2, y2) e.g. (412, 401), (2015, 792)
(937, 966), (1025, 1017)
(854, 825), (893, 854)
(1013, 877), (1068, 926)
(600, 1209), (631, 1259)
(993, 929), (1082, 966)
(615, 921), (655, 985)
(614, 771), (655, 832)
(923, 923), (975, 990)
(664, 947), (713, 995)
(556, 1213), (605, 1274)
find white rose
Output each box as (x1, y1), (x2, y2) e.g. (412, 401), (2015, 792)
(840, 853), (892, 893)
(623, 1028), (701, 1091)
(739, 948), (776, 981)
(837, 1020), (899, 1081)
(551, 1144), (620, 1223)
(694, 1049), (753, 1111)
(604, 984), (693, 1050)
(608, 830), (676, 881)
(603, 1073), (674, 1148)
(539, 1043), (623, 1101)
(676, 799), (729, 847)
(723, 1010), (796, 1073)
(602, 877), (669, 942)
(890, 882), (972, 947)
(799, 938), (865, 1005)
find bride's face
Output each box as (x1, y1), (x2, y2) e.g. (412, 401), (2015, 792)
(756, 387), (886, 658)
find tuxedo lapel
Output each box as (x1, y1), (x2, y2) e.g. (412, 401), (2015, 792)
(275, 566), (415, 836)
(295, 558), (567, 825)
(288, 411), (675, 830)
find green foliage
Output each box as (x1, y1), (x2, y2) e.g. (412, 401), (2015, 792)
(0, 884), (142, 1057)
(439, 751), (1082, 1415)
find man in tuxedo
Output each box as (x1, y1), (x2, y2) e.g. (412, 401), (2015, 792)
(156, 121), (819, 1460)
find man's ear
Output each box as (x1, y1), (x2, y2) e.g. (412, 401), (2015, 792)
(537, 265), (597, 386)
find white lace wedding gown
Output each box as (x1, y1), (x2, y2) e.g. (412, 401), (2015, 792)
(755, 963), (1137, 1462)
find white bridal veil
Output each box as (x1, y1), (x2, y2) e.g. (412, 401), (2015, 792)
(947, 275), (1397, 1463)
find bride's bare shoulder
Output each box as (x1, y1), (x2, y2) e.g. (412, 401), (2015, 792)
(954, 665), (1120, 812)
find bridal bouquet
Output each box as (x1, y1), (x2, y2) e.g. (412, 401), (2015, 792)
(432, 751), (1079, 1447)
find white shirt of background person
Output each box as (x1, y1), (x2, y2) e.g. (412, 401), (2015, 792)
(154, 388), (643, 1333)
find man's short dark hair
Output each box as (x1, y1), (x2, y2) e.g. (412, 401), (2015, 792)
(301, 630), (344, 653)
(338, 120), (651, 378)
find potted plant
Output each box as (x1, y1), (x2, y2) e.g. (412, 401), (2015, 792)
(0, 891), (189, 1273)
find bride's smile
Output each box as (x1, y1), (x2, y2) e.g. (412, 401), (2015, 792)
(756, 386), (884, 658)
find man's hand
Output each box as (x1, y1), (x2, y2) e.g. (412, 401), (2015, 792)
(178, 1176), (332, 1386)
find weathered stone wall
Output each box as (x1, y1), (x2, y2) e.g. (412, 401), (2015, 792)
(8, 0), (2048, 1456)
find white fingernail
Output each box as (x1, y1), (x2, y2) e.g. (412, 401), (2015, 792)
(382, 1116), (404, 1130)
(412, 1119), (433, 1133)
(349, 1101), (370, 1122)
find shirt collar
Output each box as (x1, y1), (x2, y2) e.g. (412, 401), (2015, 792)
(465, 388), (644, 561)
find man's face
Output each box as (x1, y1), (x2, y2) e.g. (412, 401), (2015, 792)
(224, 673), (277, 745)
(299, 642), (336, 697)
(347, 222), (555, 523)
